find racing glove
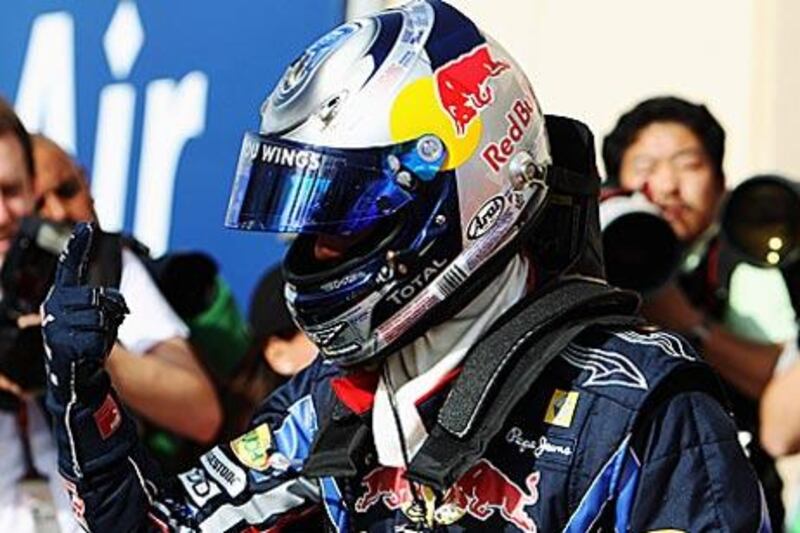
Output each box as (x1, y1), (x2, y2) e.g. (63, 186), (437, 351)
(42, 223), (136, 478)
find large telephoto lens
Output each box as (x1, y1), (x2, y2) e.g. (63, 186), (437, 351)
(600, 193), (682, 293)
(722, 175), (800, 268)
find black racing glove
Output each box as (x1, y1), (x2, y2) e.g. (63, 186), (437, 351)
(42, 223), (129, 401)
(42, 223), (136, 478)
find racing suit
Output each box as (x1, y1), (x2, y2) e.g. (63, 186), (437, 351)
(43, 275), (770, 532)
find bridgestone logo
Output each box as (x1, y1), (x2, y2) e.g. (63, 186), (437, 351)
(206, 453), (236, 484)
(200, 448), (246, 498)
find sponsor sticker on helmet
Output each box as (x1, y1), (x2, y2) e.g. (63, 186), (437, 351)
(482, 98), (536, 173)
(307, 322), (346, 347)
(385, 258), (448, 306)
(467, 195), (506, 240)
(240, 137), (323, 171)
(273, 22), (360, 107)
(230, 423), (272, 471)
(434, 44), (510, 137)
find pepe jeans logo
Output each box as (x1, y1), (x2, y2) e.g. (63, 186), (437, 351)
(467, 195), (505, 240)
(505, 427), (574, 461)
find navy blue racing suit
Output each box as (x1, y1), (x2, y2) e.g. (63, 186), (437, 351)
(46, 324), (770, 532)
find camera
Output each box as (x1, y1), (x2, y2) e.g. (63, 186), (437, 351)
(0, 217), (71, 409)
(599, 190), (682, 293)
(721, 174), (800, 313)
(721, 175), (800, 268)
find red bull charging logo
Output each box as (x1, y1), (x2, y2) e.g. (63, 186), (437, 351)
(434, 44), (510, 137)
(355, 459), (540, 532)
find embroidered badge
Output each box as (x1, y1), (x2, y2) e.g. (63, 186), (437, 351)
(200, 448), (247, 497)
(230, 423), (272, 471)
(544, 389), (579, 428)
(93, 394), (122, 439)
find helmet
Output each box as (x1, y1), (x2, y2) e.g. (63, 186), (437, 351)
(225, 0), (596, 367)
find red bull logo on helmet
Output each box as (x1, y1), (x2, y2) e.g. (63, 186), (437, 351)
(355, 460), (540, 532)
(435, 44), (510, 137)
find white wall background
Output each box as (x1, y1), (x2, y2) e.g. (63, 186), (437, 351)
(373, 0), (800, 186)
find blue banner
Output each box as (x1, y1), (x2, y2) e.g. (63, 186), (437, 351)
(0, 0), (345, 308)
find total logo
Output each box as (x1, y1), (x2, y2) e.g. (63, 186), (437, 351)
(385, 258), (448, 306)
(481, 98), (536, 174)
(13, 1), (208, 256)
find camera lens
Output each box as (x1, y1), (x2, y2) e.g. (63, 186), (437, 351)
(603, 211), (681, 292)
(723, 176), (800, 267)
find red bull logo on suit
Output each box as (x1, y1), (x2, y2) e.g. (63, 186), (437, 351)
(355, 459), (540, 532)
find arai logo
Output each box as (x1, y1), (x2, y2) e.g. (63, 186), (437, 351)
(467, 195), (505, 240)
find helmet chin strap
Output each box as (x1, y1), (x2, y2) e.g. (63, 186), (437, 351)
(380, 364), (428, 530)
(372, 254), (530, 468)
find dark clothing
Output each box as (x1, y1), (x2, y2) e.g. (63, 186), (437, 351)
(48, 326), (768, 532)
(680, 237), (785, 530)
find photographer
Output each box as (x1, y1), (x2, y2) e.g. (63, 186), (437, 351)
(0, 99), (222, 532)
(763, 342), (800, 455)
(603, 95), (790, 529)
(30, 133), (222, 441)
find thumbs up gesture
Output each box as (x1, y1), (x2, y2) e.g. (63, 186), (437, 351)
(41, 223), (129, 401)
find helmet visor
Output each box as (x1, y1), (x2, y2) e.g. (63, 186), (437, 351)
(225, 132), (446, 235)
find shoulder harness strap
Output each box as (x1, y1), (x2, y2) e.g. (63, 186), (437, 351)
(406, 278), (641, 489)
(304, 278), (642, 487)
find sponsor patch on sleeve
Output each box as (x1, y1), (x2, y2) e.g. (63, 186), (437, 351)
(200, 447), (247, 498)
(93, 393), (122, 439)
(178, 467), (222, 508)
(544, 389), (579, 428)
(230, 423), (273, 471)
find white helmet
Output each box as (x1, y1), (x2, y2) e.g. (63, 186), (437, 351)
(226, 0), (597, 367)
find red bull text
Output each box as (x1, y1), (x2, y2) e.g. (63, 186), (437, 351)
(481, 98), (536, 173)
(435, 44), (510, 137)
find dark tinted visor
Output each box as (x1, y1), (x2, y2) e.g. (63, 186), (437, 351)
(225, 132), (446, 235)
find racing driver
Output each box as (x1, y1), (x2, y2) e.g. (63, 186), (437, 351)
(41, 1), (768, 531)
